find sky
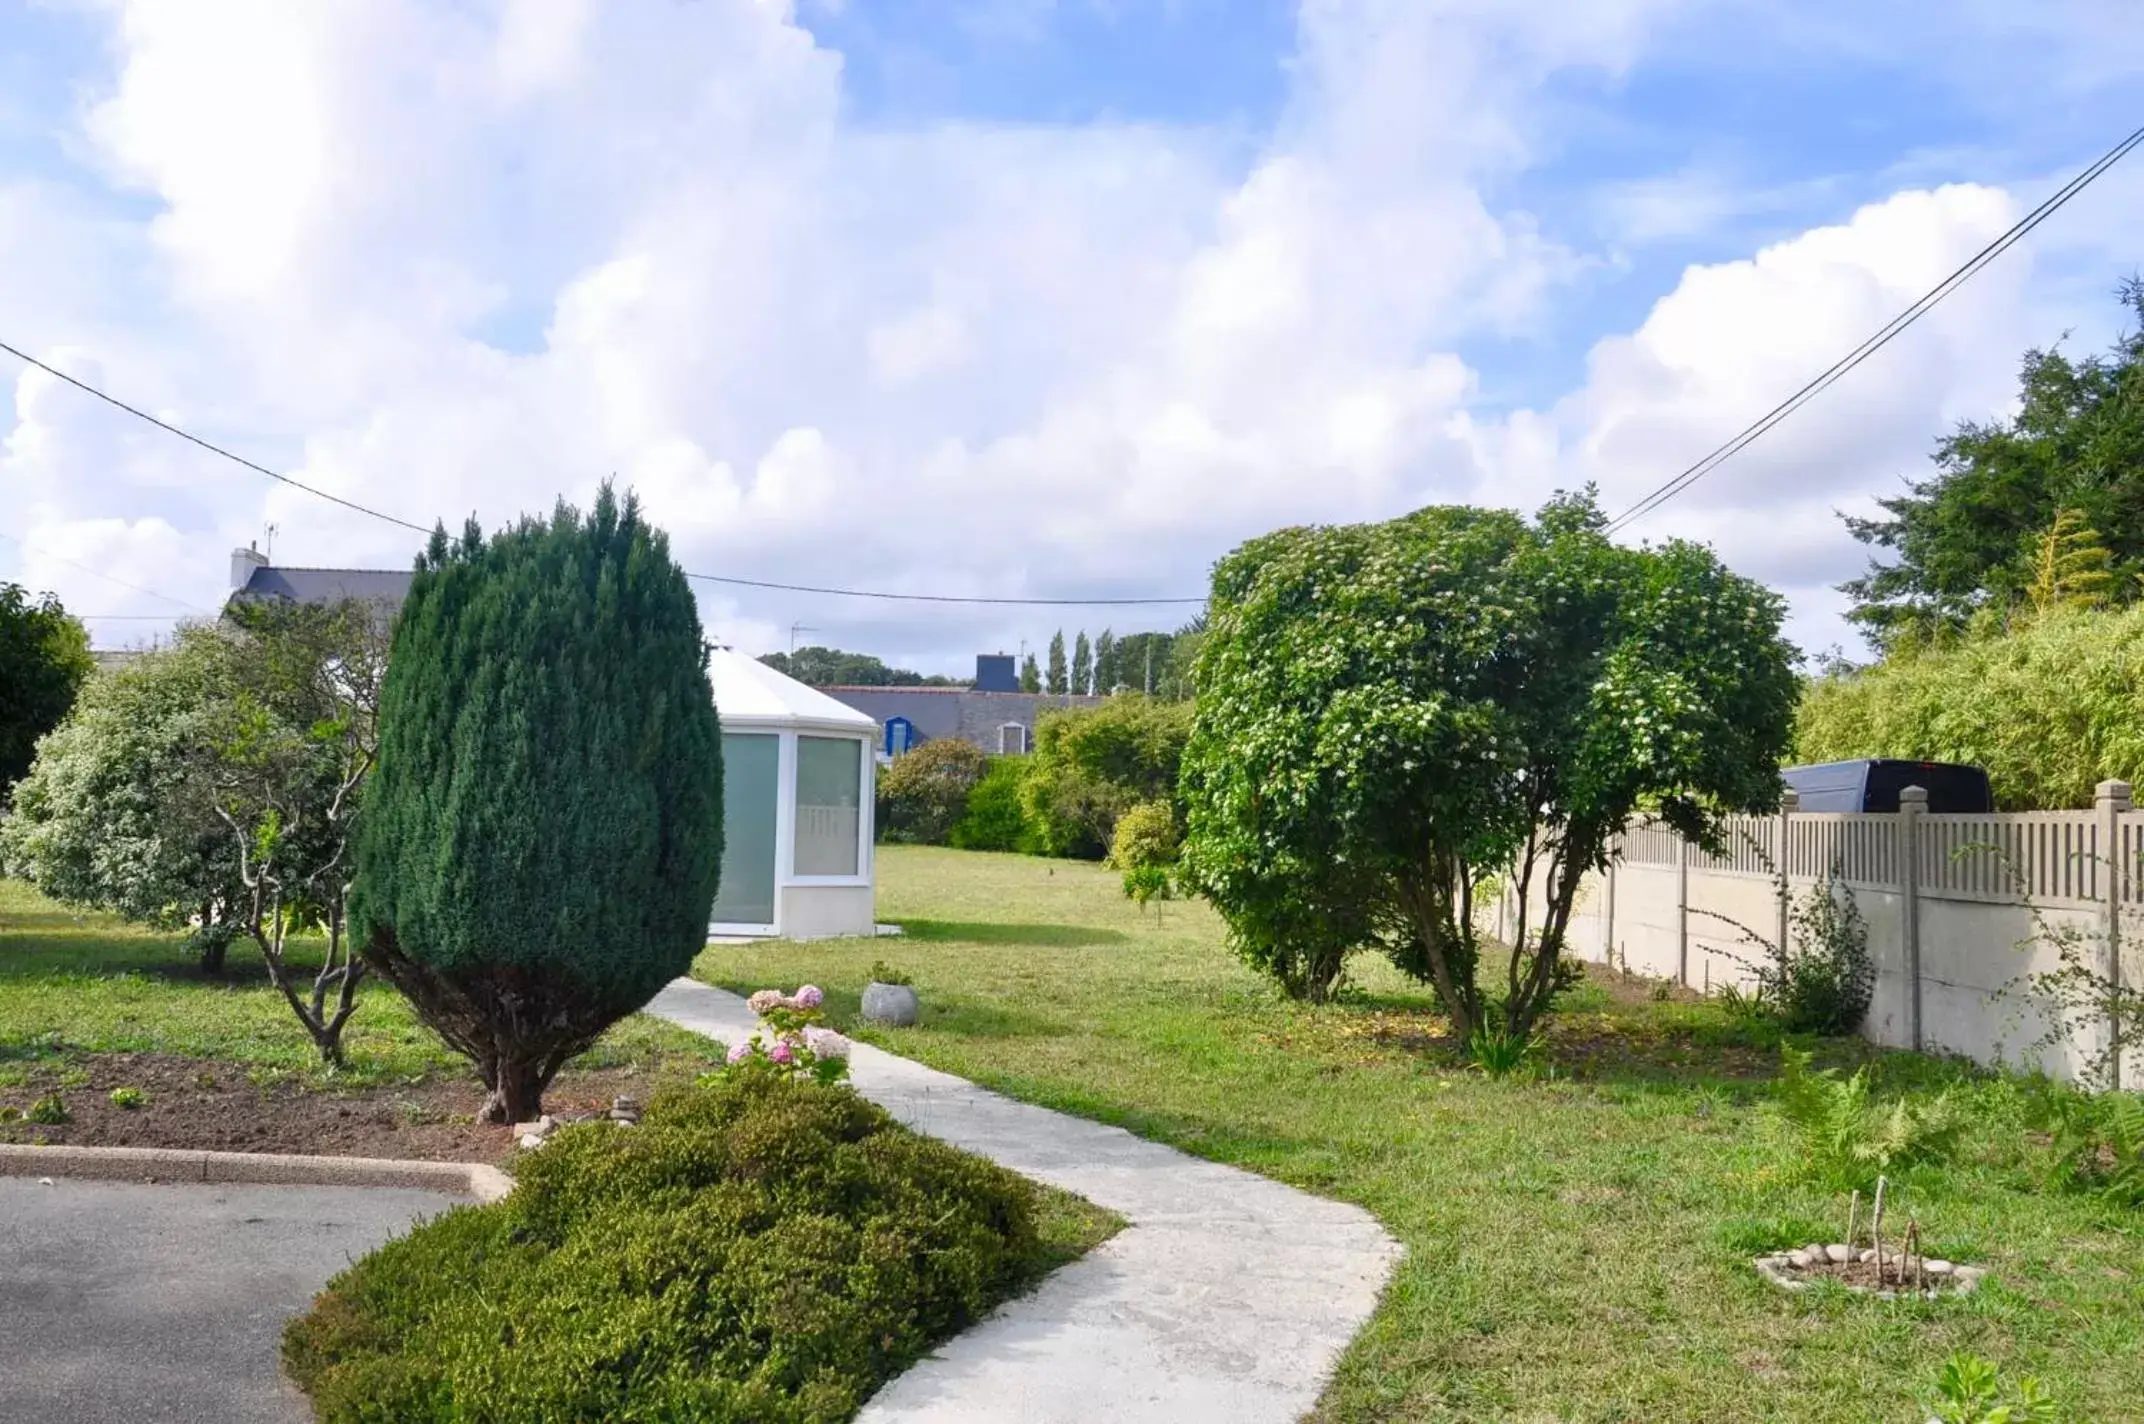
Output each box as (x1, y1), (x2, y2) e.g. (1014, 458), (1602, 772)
(1, 0), (2140, 676)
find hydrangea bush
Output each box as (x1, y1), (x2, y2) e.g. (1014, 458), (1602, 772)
(723, 984), (851, 1085)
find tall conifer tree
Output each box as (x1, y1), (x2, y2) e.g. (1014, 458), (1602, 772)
(353, 485), (722, 1122)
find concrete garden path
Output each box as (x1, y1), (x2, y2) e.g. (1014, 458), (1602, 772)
(647, 978), (1402, 1424)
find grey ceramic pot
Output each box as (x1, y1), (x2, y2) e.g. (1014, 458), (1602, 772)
(860, 982), (919, 1027)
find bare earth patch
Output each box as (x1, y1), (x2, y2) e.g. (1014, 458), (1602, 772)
(0, 1051), (707, 1163)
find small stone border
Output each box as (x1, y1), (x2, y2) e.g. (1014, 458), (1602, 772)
(0, 1143), (513, 1202)
(1754, 1246), (1987, 1300)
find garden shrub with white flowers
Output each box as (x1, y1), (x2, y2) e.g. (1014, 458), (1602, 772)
(1181, 489), (1799, 1039)
(284, 987), (1104, 1424)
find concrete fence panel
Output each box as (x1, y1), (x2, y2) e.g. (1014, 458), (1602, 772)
(1502, 784), (2141, 1087)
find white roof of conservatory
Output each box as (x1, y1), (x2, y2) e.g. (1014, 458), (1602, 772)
(709, 648), (877, 733)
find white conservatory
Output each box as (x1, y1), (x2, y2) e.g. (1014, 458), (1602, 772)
(706, 649), (878, 939)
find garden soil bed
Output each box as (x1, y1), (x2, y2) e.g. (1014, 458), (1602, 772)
(0, 1052), (703, 1164)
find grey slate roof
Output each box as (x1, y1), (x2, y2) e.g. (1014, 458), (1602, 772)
(234, 566), (415, 606)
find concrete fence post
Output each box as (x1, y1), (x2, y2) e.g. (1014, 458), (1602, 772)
(1676, 834), (1690, 987)
(2097, 779), (2132, 1090)
(1777, 789), (1799, 957)
(1899, 785), (1927, 1052)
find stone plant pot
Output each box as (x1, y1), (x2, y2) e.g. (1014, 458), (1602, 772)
(861, 982), (919, 1027)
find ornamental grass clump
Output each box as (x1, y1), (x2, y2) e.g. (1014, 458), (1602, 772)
(284, 1070), (1054, 1423)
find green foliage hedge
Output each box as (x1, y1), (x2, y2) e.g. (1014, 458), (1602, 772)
(948, 754), (1039, 852)
(877, 739), (987, 845)
(1019, 697), (1193, 860)
(285, 1070), (1058, 1423)
(1796, 605), (2144, 809)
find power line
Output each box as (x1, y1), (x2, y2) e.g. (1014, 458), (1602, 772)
(684, 571), (1204, 606)
(1605, 121), (2144, 535)
(0, 528), (208, 612)
(0, 339), (433, 535)
(0, 341), (1208, 607)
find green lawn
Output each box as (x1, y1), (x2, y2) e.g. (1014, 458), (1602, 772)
(0, 879), (713, 1089)
(697, 845), (2143, 1424)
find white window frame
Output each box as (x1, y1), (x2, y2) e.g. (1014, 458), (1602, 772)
(785, 731), (875, 889)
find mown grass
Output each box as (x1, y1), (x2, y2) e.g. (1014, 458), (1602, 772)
(697, 845), (2144, 1424)
(0, 879), (715, 1089)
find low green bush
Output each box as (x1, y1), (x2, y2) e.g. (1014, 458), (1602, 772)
(1021, 697), (1192, 860)
(948, 755), (1039, 853)
(1107, 800), (1179, 872)
(285, 1070), (1063, 1423)
(877, 740), (988, 845)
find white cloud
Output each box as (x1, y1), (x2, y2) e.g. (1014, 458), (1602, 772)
(1, 0), (2138, 672)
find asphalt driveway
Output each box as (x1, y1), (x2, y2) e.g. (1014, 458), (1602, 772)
(0, 1177), (460, 1424)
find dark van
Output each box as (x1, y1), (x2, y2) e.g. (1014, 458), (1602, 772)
(1780, 759), (1994, 814)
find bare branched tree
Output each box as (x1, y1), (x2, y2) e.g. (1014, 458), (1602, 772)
(200, 599), (388, 1066)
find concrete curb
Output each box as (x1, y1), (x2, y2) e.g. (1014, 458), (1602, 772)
(0, 1143), (513, 1202)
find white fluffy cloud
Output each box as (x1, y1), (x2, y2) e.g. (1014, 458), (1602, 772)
(2, 0), (2137, 667)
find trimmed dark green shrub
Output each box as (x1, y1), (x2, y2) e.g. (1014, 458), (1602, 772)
(285, 1072), (1056, 1423)
(948, 755), (1039, 852)
(877, 739), (987, 845)
(352, 486), (723, 1122)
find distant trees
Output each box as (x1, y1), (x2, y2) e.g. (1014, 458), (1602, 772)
(1092, 630), (1116, 694)
(1842, 279), (2143, 647)
(1071, 632), (1092, 695)
(1018, 652), (1041, 693)
(0, 583), (93, 800)
(353, 489), (723, 1123)
(759, 646), (961, 687)
(1045, 631), (1068, 695)
(1182, 492), (1797, 1031)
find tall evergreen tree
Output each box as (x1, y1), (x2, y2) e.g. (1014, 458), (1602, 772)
(353, 486), (723, 1122)
(1842, 279), (2144, 645)
(1093, 629), (1117, 695)
(1046, 630), (1068, 694)
(0, 583), (93, 798)
(1071, 631), (1092, 696)
(1019, 652), (1042, 693)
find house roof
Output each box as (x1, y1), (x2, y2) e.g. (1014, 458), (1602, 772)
(709, 649), (878, 734)
(235, 566), (415, 605)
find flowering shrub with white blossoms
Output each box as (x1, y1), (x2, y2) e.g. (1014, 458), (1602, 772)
(714, 984), (852, 1085)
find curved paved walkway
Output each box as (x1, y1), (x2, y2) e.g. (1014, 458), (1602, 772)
(647, 978), (1401, 1424)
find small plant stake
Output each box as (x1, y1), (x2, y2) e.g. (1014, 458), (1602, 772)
(1846, 1189), (1860, 1254)
(1870, 1175), (1888, 1285)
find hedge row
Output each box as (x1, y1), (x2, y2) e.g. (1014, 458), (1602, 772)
(877, 697), (1193, 861)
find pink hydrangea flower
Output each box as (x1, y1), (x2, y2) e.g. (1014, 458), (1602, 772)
(746, 989), (783, 1016)
(794, 984), (825, 1010)
(769, 1038), (797, 1066)
(726, 1039), (753, 1065)
(803, 1026), (851, 1060)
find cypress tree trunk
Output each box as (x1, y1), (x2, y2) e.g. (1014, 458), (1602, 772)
(480, 1055), (553, 1126)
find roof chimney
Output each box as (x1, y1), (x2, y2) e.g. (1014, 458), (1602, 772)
(231, 542), (269, 592)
